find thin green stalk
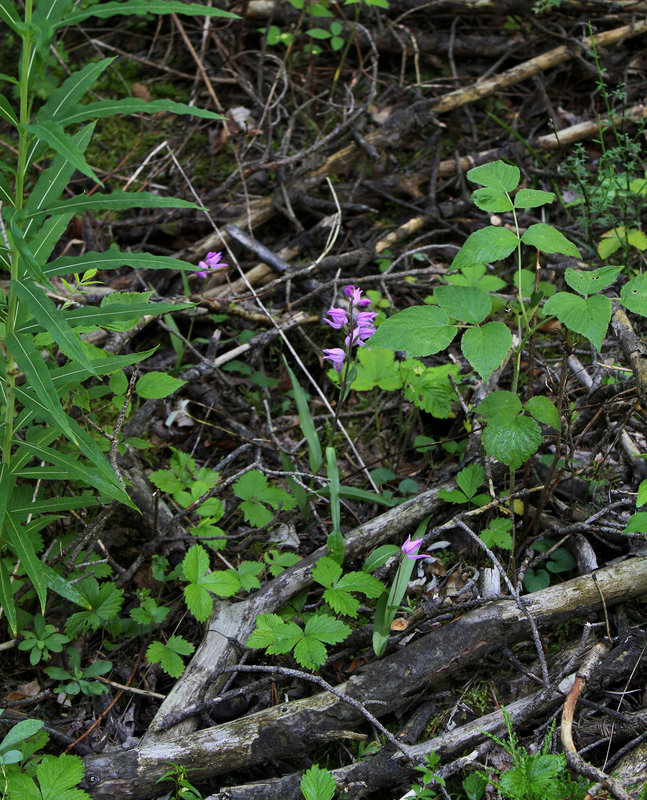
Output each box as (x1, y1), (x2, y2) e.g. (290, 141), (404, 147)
(2, 2), (33, 506)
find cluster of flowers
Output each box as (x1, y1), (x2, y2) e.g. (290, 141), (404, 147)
(322, 285), (378, 373)
(195, 250), (228, 278)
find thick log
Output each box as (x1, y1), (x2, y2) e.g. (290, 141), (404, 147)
(81, 555), (647, 798)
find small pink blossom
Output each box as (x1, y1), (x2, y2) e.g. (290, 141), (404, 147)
(195, 251), (228, 277)
(401, 535), (429, 560)
(344, 285), (372, 307)
(323, 347), (346, 373)
(324, 307), (349, 329)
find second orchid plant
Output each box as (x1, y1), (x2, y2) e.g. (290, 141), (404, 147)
(323, 284), (377, 437)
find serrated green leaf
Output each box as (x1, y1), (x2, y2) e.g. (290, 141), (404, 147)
(620, 274), (647, 316)
(336, 570), (384, 598)
(624, 512), (647, 533)
(26, 120), (102, 185)
(57, 1), (239, 26)
(521, 223), (581, 258)
(301, 764), (336, 800)
(247, 614), (288, 649)
(184, 583), (213, 622)
(36, 753), (87, 800)
(470, 187), (513, 212)
(467, 160), (520, 192)
(525, 396), (560, 428)
(452, 226), (520, 270)
(480, 517), (513, 549)
(201, 570), (240, 597)
(182, 544), (210, 584)
(304, 613), (350, 645)
(544, 292), (611, 351)
(456, 463), (484, 499)
(564, 265), (622, 296)
(461, 321), (512, 381)
(435, 284), (491, 324)
(637, 479), (647, 507)
(311, 556), (342, 588)
(368, 305), (457, 357)
(513, 188), (555, 209)
(136, 371), (186, 399)
(351, 347), (402, 391)
(476, 390), (522, 423)
(293, 637), (327, 670)
(323, 587), (359, 616)
(146, 641), (186, 679)
(482, 416), (542, 469)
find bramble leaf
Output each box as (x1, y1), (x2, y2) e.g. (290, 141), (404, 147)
(369, 306), (457, 357)
(467, 160), (520, 192)
(461, 321), (512, 381)
(544, 292), (611, 351)
(521, 223), (580, 258)
(435, 284), (491, 324)
(452, 227), (520, 270)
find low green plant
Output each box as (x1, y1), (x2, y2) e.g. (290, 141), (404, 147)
(300, 764), (336, 800)
(17, 613), (69, 665)
(156, 762), (203, 800)
(44, 646), (112, 697)
(523, 537), (577, 592)
(0, 0), (237, 634)
(481, 712), (586, 800)
(437, 463), (489, 508)
(0, 712), (93, 798)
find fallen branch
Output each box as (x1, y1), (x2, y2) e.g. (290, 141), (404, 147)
(81, 554), (647, 798)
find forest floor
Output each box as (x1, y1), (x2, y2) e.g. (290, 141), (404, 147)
(4, 1), (647, 799)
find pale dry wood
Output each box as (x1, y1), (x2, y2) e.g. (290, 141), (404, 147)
(81, 555), (647, 798)
(611, 307), (647, 405)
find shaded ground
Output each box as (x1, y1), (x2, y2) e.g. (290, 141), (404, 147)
(4, 1), (647, 799)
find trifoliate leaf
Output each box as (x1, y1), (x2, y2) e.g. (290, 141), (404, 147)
(456, 463), (484, 499)
(311, 556), (342, 589)
(351, 347), (402, 391)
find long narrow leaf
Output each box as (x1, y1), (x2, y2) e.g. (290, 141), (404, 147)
(26, 121), (102, 185)
(36, 58), (115, 122)
(10, 492), (97, 519)
(0, 93), (18, 127)
(7, 332), (78, 443)
(12, 387), (134, 507)
(0, 0), (21, 33)
(11, 280), (97, 374)
(56, 1), (239, 26)
(12, 439), (132, 507)
(29, 213), (74, 267)
(0, 560), (17, 636)
(0, 462), (14, 540)
(17, 301), (192, 334)
(25, 190), (198, 222)
(326, 446), (341, 535)
(42, 564), (92, 610)
(44, 247), (198, 277)
(284, 359), (323, 473)
(35, 0), (81, 29)
(24, 124), (95, 233)
(7, 212), (56, 287)
(59, 98), (224, 127)
(5, 515), (48, 613)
